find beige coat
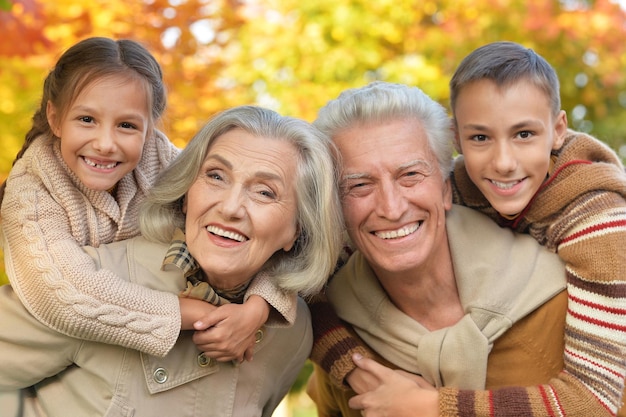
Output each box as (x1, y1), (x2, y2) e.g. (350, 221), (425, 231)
(0, 236), (312, 417)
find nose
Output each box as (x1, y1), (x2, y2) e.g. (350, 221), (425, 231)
(219, 185), (246, 219)
(492, 141), (517, 174)
(93, 128), (117, 154)
(374, 180), (407, 221)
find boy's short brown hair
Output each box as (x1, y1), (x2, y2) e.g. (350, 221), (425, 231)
(450, 41), (561, 118)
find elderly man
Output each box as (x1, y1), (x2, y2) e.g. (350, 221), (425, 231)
(307, 82), (578, 416)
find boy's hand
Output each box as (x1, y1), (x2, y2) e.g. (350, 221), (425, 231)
(348, 354), (438, 417)
(192, 295), (270, 362)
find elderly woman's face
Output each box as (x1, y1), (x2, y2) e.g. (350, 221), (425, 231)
(183, 128), (299, 289)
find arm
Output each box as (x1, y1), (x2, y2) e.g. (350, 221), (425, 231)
(1, 178), (181, 357)
(181, 272), (280, 362)
(452, 158), (626, 416)
(189, 295), (269, 362)
(308, 292), (375, 388)
(347, 355), (438, 417)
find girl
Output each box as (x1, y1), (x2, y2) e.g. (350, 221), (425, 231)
(0, 37), (283, 360)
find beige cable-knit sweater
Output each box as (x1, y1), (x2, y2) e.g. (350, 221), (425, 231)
(1, 133), (298, 357)
(1, 132), (183, 357)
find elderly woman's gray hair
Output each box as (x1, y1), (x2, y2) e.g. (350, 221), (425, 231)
(140, 105), (343, 296)
(314, 81), (454, 179)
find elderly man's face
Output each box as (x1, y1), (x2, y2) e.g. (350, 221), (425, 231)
(183, 128), (299, 289)
(335, 118), (452, 277)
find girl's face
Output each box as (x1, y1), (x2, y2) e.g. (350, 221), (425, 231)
(47, 75), (151, 191)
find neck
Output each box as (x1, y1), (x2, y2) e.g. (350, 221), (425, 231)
(375, 244), (464, 330)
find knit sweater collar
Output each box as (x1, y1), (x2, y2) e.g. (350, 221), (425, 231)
(327, 204), (566, 389)
(452, 130), (626, 228)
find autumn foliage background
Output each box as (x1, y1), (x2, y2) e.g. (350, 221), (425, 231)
(2, 1), (626, 415)
(2, 0), (626, 281)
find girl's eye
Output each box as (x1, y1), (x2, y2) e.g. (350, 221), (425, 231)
(79, 116), (94, 123)
(119, 122), (137, 130)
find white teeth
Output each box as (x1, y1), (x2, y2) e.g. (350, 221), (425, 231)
(206, 225), (247, 242)
(84, 157), (117, 169)
(375, 223), (419, 239)
(490, 179), (520, 190)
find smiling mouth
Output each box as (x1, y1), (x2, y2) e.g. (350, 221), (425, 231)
(206, 225), (248, 242)
(83, 156), (119, 170)
(374, 222), (421, 240)
(489, 179), (522, 190)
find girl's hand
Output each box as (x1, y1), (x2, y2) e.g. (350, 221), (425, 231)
(192, 295), (270, 362)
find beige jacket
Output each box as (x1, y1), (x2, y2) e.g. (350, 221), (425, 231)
(0, 236), (312, 417)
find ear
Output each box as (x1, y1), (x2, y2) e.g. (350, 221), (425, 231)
(283, 225), (300, 252)
(443, 178), (453, 211)
(552, 110), (568, 151)
(46, 101), (61, 138)
(452, 121), (462, 154)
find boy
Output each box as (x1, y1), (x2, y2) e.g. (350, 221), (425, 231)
(447, 40), (626, 416)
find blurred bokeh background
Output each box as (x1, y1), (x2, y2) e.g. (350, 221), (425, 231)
(2, 0), (626, 414)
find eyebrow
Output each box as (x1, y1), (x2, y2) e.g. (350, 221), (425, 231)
(205, 154), (286, 183)
(461, 119), (542, 131)
(399, 159), (433, 172)
(71, 105), (147, 121)
(341, 159), (433, 181)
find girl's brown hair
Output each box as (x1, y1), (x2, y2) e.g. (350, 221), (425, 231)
(0, 37), (166, 203)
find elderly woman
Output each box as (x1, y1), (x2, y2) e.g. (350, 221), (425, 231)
(0, 106), (343, 417)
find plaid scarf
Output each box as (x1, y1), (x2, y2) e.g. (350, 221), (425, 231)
(162, 229), (250, 305)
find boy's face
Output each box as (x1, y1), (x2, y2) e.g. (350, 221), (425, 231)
(453, 79), (567, 216)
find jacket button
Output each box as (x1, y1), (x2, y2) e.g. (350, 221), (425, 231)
(255, 328), (264, 343)
(197, 352), (214, 367)
(153, 367), (168, 384)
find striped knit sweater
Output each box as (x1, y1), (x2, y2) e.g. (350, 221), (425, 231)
(443, 130), (626, 416)
(309, 130), (626, 416)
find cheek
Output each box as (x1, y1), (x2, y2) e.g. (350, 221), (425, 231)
(126, 140), (146, 162)
(341, 200), (363, 230)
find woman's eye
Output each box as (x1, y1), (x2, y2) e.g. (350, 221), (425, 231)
(206, 171), (223, 181)
(259, 189), (276, 199)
